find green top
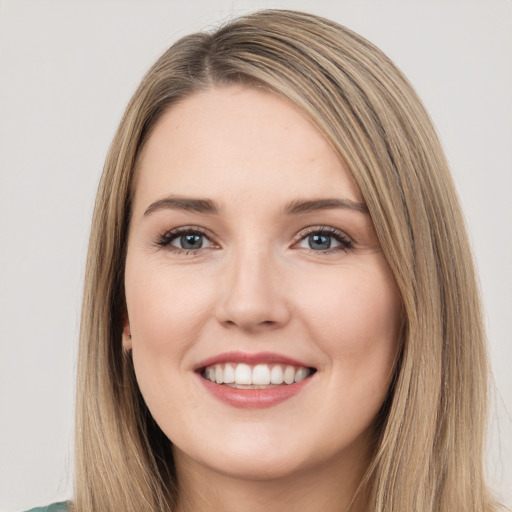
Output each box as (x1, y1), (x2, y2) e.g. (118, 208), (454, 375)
(24, 503), (68, 512)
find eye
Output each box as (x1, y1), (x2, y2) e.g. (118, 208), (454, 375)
(157, 227), (215, 253)
(295, 227), (352, 253)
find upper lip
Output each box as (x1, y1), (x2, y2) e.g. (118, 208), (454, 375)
(193, 351), (315, 372)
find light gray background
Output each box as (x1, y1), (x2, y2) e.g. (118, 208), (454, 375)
(0, 1), (510, 510)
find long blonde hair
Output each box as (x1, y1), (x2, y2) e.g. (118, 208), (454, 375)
(75, 9), (498, 512)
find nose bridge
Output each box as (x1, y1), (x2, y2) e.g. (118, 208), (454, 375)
(216, 237), (290, 330)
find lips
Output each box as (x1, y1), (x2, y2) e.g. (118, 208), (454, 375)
(195, 352), (316, 408)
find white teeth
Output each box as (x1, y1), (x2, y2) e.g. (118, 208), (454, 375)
(252, 364), (271, 385)
(215, 365), (224, 384)
(234, 363), (252, 385)
(223, 364), (235, 384)
(204, 363), (312, 386)
(270, 365), (284, 384)
(283, 365), (295, 384)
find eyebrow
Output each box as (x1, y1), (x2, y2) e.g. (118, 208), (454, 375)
(284, 198), (369, 215)
(143, 196), (369, 217)
(144, 196), (220, 216)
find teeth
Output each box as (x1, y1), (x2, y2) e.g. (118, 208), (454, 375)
(252, 364), (271, 385)
(234, 363), (252, 385)
(270, 365), (284, 384)
(223, 364), (235, 384)
(294, 367), (309, 382)
(283, 365), (295, 384)
(215, 365), (224, 384)
(203, 363), (312, 387)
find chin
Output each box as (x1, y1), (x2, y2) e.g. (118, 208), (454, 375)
(171, 426), (313, 481)
(200, 451), (308, 482)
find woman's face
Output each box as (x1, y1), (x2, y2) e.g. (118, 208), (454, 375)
(124, 85), (401, 483)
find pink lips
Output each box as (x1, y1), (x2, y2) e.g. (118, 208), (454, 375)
(195, 351), (315, 409)
(194, 351), (311, 370)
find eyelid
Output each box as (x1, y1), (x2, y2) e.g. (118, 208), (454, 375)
(294, 225), (352, 241)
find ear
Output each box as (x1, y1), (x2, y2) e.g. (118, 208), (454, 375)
(122, 316), (132, 351)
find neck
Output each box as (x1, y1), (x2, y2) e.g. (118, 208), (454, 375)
(173, 445), (371, 512)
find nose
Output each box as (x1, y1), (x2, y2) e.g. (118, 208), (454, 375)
(215, 246), (291, 331)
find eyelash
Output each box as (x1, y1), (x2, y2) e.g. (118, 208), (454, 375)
(155, 226), (353, 255)
(294, 226), (353, 254)
(156, 226), (214, 255)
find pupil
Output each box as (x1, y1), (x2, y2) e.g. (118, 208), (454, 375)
(309, 234), (331, 250)
(181, 234), (202, 249)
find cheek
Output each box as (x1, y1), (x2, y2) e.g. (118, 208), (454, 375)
(124, 260), (213, 426)
(296, 261), (401, 378)
(125, 259), (215, 355)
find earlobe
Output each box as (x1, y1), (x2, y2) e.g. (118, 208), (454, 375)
(122, 320), (132, 351)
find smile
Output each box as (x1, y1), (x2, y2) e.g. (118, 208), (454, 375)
(202, 363), (313, 388)
(195, 352), (316, 409)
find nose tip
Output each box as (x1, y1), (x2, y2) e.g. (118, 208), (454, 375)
(220, 301), (287, 331)
(215, 256), (291, 331)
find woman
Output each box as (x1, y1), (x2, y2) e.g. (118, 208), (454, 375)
(29, 9), (501, 512)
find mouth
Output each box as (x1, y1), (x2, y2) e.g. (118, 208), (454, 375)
(194, 352), (316, 408)
(200, 362), (316, 389)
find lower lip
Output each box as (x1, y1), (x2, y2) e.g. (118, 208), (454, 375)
(198, 375), (312, 409)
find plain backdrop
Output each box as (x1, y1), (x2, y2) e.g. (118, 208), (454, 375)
(0, 0), (511, 510)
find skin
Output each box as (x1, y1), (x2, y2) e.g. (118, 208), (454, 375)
(123, 85), (402, 512)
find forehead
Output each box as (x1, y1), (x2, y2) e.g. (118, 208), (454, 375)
(133, 85), (361, 210)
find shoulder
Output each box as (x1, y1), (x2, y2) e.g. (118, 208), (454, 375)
(23, 503), (69, 512)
